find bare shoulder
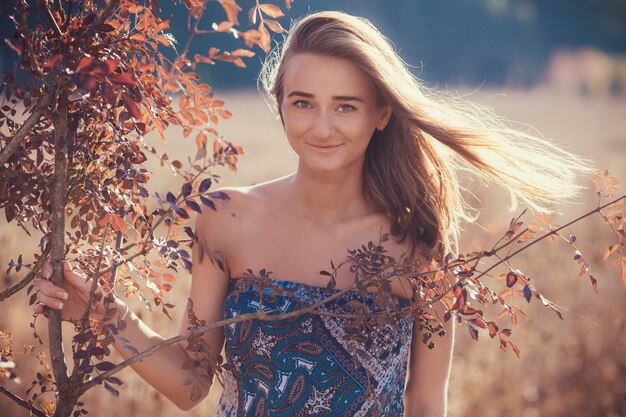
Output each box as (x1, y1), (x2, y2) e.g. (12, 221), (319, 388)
(193, 178), (289, 247)
(194, 186), (250, 241)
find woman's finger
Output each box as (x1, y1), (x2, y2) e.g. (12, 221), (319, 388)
(34, 278), (68, 299)
(40, 260), (52, 280)
(36, 291), (65, 310)
(33, 302), (48, 315)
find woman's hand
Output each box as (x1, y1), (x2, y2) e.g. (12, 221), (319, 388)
(33, 260), (116, 323)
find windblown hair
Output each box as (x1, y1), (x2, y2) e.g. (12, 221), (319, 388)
(260, 11), (590, 260)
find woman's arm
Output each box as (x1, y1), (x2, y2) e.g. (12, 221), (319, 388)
(403, 300), (455, 417)
(34, 206), (232, 410)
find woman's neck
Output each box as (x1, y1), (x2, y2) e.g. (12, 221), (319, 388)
(284, 164), (374, 225)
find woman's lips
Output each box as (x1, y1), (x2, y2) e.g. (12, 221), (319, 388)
(307, 143), (344, 152)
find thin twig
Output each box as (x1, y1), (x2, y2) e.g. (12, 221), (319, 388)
(36, 0), (64, 37)
(501, 194), (625, 265)
(402, 193), (626, 317)
(0, 386), (47, 417)
(0, 246), (51, 301)
(108, 210), (125, 287)
(0, 94), (50, 166)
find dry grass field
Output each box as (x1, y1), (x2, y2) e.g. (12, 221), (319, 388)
(1, 87), (625, 417)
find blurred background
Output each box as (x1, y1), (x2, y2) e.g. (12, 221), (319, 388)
(1, 1), (625, 416)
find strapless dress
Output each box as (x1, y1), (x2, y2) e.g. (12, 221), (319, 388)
(215, 276), (414, 417)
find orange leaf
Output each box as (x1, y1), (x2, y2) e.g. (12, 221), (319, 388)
(534, 213), (552, 226)
(179, 95), (190, 110)
(99, 213), (126, 232)
(213, 139), (223, 155)
(258, 22), (271, 52)
(238, 29), (262, 48)
(216, 109), (232, 119)
(214, 21), (235, 32)
(196, 132), (208, 149)
(602, 244), (618, 261)
(218, 0), (242, 24)
(232, 48), (255, 57)
(248, 5), (258, 25)
(264, 19), (285, 33)
(258, 3), (284, 18)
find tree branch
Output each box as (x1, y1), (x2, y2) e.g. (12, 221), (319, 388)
(80, 192), (626, 393)
(0, 386), (47, 417)
(94, 0), (121, 26)
(0, 94), (50, 166)
(81, 273), (387, 392)
(78, 222), (110, 331)
(0, 272), (36, 302)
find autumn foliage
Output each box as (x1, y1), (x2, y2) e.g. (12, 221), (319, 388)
(0, 1), (624, 417)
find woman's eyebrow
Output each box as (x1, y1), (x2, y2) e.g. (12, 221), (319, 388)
(286, 91), (364, 102)
(287, 91), (314, 98)
(332, 95), (364, 102)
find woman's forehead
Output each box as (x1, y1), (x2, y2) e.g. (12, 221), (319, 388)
(281, 53), (377, 101)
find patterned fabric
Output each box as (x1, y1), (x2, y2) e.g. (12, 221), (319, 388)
(215, 277), (414, 417)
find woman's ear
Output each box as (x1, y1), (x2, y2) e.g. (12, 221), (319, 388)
(377, 105), (392, 131)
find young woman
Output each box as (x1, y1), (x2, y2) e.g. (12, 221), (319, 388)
(33, 11), (588, 417)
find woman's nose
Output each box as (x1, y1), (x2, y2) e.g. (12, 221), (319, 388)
(311, 111), (336, 139)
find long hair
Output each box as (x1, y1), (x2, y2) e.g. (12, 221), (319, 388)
(260, 11), (591, 260)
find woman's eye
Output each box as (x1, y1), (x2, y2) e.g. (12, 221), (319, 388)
(338, 104), (356, 112)
(293, 101), (310, 109)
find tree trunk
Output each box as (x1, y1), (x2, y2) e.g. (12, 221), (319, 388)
(48, 91), (74, 417)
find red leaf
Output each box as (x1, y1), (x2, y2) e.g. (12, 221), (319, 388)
(509, 340), (521, 358)
(75, 56), (95, 73)
(122, 94), (142, 119)
(505, 271), (518, 288)
(190, 384), (202, 402)
(110, 73), (137, 87)
(44, 54), (62, 69)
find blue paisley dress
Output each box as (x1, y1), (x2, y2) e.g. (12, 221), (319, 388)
(215, 277), (414, 417)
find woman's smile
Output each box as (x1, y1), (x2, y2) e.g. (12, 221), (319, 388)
(307, 142), (345, 152)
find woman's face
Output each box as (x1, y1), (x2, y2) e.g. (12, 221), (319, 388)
(279, 53), (391, 174)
